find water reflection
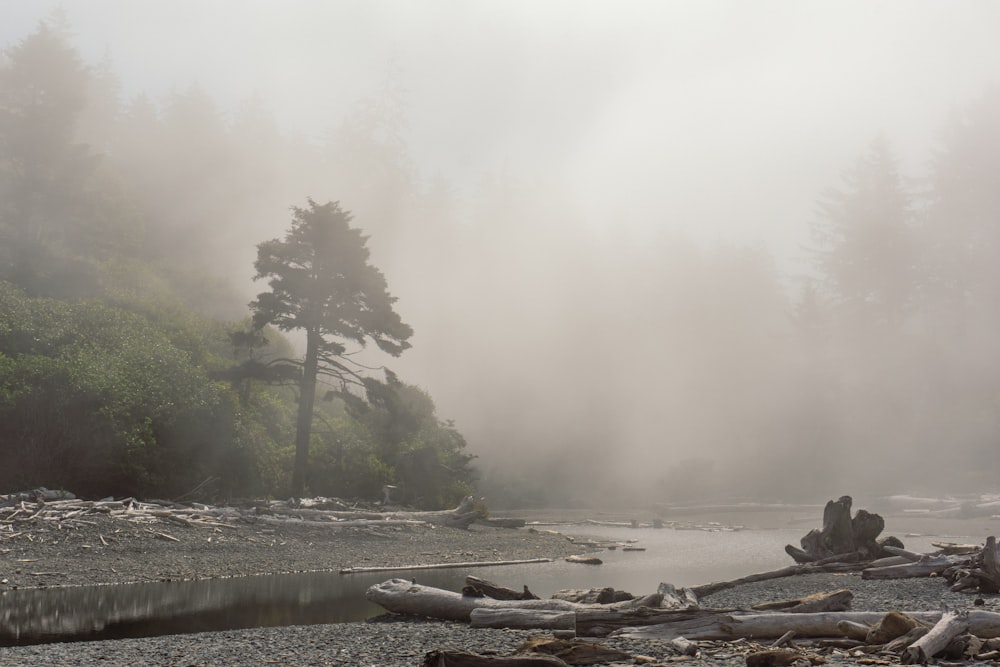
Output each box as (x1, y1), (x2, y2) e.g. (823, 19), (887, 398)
(0, 570), (370, 645)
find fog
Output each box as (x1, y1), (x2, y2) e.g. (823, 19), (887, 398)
(5, 1), (1000, 506)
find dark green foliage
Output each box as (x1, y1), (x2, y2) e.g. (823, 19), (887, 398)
(0, 283), (255, 497)
(342, 373), (476, 509)
(0, 18), (476, 506)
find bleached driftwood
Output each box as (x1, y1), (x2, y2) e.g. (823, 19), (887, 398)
(254, 515), (426, 529)
(574, 607), (719, 636)
(342, 558), (551, 575)
(669, 636), (699, 655)
(263, 495), (482, 529)
(613, 610), (1000, 641)
(861, 555), (957, 579)
(901, 610), (969, 663)
(366, 578), (578, 622)
(689, 561), (861, 599)
(750, 589), (853, 613)
(469, 608), (575, 630)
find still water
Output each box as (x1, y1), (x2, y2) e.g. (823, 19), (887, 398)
(0, 525), (950, 645)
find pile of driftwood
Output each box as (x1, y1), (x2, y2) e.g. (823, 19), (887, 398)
(781, 495), (1000, 596)
(370, 568), (1000, 665)
(369, 574), (1000, 665)
(0, 489), (487, 542)
(0, 494), (240, 542)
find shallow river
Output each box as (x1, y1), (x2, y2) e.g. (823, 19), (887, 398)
(0, 524), (959, 645)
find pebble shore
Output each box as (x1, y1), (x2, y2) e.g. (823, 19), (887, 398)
(2, 572), (993, 667)
(2, 510), (998, 666)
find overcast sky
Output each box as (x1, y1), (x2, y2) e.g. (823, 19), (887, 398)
(5, 1), (1000, 268)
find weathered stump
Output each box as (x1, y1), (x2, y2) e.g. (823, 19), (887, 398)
(787, 496), (888, 563)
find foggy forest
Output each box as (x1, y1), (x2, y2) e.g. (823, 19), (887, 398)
(1, 2), (1000, 509)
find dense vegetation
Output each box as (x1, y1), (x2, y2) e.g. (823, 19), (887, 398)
(0, 19), (475, 507)
(1, 15), (999, 508)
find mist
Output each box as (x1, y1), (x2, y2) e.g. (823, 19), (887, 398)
(5, 1), (1000, 507)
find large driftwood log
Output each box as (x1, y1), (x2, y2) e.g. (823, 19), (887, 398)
(750, 589), (853, 613)
(689, 561), (861, 599)
(464, 576), (539, 600)
(286, 496), (482, 528)
(383, 496), (483, 529)
(423, 650), (569, 667)
(516, 637), (632, 665)
(469, 609), (575, 630)
(343, 558), (551, 575)
(613, 610), (1000, 641)
(860, 555), (958, 580)
(573, 607), (717, 636)
(901, 610), (969, 663)
(366, 578), (577, 621)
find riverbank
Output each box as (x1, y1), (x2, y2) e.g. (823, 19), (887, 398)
(0, 511), (590, 589)
(1, 504), (998, 666)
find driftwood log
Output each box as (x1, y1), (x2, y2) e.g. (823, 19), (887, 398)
(613, 610), (1000, 641)
(422, 650), (569, 667)
(901, 610), (970, 663)
(343, 558), (552, 575)
(464, 576), (539, 600)
(750, 589), (853, 613)
(366, 578), (578, 622)
(689, 561), (860, 599)
(516, 637), (631, 665)
(470, 609), (575, 630)
(860, 554), (957, 579)
(952, 535), (1000, 594)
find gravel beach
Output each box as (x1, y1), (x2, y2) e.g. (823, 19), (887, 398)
(2, 506), (998, 666)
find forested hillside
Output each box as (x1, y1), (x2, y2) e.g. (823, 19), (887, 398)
(0, 20), (475, 507)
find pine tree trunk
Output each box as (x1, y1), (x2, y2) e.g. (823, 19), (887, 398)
(291, 329), (320, 497)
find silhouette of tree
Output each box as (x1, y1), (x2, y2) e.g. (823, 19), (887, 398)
(810, 136), (915, 330)
(249, 200), (412, 496)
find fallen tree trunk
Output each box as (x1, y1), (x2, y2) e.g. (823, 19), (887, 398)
(750, 589), (853, 613)
(423, 650), (569, 667)
(689, 561), (861, 599)
(613, 610), (1000, 641)
(366, 578), (577, 621)
(860, 555), (958, 580)
(469, 608), (575, 630)
(254, 515), (426, 529)
(901, 610), (969, 663)
(343, 558), (551, 575)
(280, 496), (483, 528)
(464, 576), (539, 600)
(574, 607), (727, 636)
